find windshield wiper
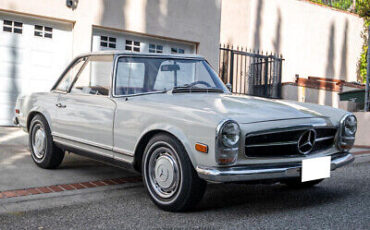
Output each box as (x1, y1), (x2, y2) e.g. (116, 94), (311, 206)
(170, 85), (224, 93)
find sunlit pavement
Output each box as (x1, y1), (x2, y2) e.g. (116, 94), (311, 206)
(0, 127), (369, 229)
(0, 127), (138, 192)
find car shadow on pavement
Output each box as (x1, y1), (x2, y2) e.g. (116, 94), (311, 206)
(196, 182), (353, 213)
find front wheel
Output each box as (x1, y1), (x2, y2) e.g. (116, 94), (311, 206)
(142, 134), (206, 212)
(29, 114), (65, 169)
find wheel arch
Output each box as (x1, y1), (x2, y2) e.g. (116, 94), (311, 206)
(27, 110), (52, 132)
(133, 127), (196, 172)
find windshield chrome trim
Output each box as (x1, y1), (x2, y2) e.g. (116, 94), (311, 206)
(111, 54), (214, 98)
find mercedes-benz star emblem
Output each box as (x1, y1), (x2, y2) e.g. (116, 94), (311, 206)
(297, 129), (316, 155)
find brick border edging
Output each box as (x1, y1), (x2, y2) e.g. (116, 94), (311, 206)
(353, 150), (370, 155)
(0, 177), (141, 199)
(354, 145), (370, 149)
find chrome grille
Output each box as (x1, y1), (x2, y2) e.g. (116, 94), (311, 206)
(245, 128), (337, 157)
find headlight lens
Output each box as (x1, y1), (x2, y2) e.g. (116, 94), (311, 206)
(344, 115), (357, 136)
(216, 120), (240, 165)
(221, 122), (240, 147)
(337, 114), (357, 151)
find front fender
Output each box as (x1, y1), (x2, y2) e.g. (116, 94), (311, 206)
(27, 106), (53, 132)
(136, 123), (198, 168)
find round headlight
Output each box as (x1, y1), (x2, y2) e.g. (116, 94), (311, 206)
(220, 121), (240, 147)
(344, 115), (357, 136)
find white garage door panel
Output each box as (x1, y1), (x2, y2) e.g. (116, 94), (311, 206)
(0, 75), (23, 92)
(0, 46), (27, 64)
(92, 28), (196, 54)
(0, 105), (15, 125)
(0, 62), (27, 79)
(0, 13), (72, 126)
(30, 50), (54, 66)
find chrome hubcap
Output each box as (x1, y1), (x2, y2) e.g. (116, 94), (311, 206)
(32, 125), (46, 159)
(148, 146), (180, 199)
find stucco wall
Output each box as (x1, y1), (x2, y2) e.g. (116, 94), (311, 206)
(353, 112), (370, 146)
(282, 84), (340, 108)
(220, 0), (364, 83)
(0, 0), (221, 67)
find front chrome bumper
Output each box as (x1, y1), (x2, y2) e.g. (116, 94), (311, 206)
(196, 152), (354, 183)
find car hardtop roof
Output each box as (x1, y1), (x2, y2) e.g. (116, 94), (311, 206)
(75, 50), (205, 59)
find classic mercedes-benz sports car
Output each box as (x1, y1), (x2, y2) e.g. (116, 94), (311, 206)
(14, 51), (356, 211)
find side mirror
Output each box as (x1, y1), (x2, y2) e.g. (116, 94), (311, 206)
(226, 83), (232, 92)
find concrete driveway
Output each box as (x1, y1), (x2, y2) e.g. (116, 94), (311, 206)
(0, 127), (138, 192)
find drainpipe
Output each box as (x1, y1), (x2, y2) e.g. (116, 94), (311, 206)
(365, 25), (370, 112)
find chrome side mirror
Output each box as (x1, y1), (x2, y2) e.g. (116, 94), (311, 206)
(226, 83), (232, 92)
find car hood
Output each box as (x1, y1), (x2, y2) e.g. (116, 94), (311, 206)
(133, 93), (345, 125)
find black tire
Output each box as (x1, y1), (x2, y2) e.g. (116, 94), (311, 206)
(283, 178), (324, 189)
(29, 114), (65, 169)
(142, 133), (206, 212)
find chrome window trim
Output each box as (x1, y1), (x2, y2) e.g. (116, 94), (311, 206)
(51, 56), (88, 92)
(111, 54), (205, 98)
(67, 54), (115, 96)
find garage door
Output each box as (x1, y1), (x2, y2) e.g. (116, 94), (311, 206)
(0, 13), (72, 126)
(92, 28), (196, 54)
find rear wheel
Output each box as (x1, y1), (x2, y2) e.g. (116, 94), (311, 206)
(283, 179), (324, 188)
(29, 114), (65, 169)
(142, 133), (206, 212)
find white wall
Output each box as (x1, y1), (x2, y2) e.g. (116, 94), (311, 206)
(220, 0), (364, 83)
(353, 112), (370, 146)
(282, 84), (340, 108)
(0, 0), (222, 67)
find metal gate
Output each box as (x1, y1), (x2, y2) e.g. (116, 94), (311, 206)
(219, 45), (284, 99)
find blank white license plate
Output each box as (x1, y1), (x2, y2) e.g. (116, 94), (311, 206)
(301, 156), (331, 182)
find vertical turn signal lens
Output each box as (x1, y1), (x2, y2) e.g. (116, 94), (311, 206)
(195, 143), (208, 153)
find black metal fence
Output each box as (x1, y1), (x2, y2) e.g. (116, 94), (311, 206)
(219, 45), (284, 99)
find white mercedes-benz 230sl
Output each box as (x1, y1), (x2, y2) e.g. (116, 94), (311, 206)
(14, 51), (356, 211)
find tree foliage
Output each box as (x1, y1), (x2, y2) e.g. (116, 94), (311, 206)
(356, 0), (370, 21)
(356, 0), (369, 82)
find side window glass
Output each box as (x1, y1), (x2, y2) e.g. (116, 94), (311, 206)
(70, 55), (114, 96)
(55, 58), (86, 92)
(115, 57), (145, 95)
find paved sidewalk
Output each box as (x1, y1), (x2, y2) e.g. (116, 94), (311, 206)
(0, 127), (138, 191)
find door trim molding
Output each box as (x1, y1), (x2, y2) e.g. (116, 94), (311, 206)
(52, 132), (134, 157)
(52, 132), (112, 151)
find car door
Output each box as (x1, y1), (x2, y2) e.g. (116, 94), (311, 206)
(53, 55), (116, 158)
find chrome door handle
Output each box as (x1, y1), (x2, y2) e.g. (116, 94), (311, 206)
(56, 103), (66, 108)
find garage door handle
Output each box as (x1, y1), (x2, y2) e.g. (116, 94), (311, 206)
(56, 103), (66, 108)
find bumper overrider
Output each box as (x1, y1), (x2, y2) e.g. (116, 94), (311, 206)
(13, 116), (19, 125)
(196, 152), (354, 183)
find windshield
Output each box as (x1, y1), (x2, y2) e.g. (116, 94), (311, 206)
(114, 57), (228, 96)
